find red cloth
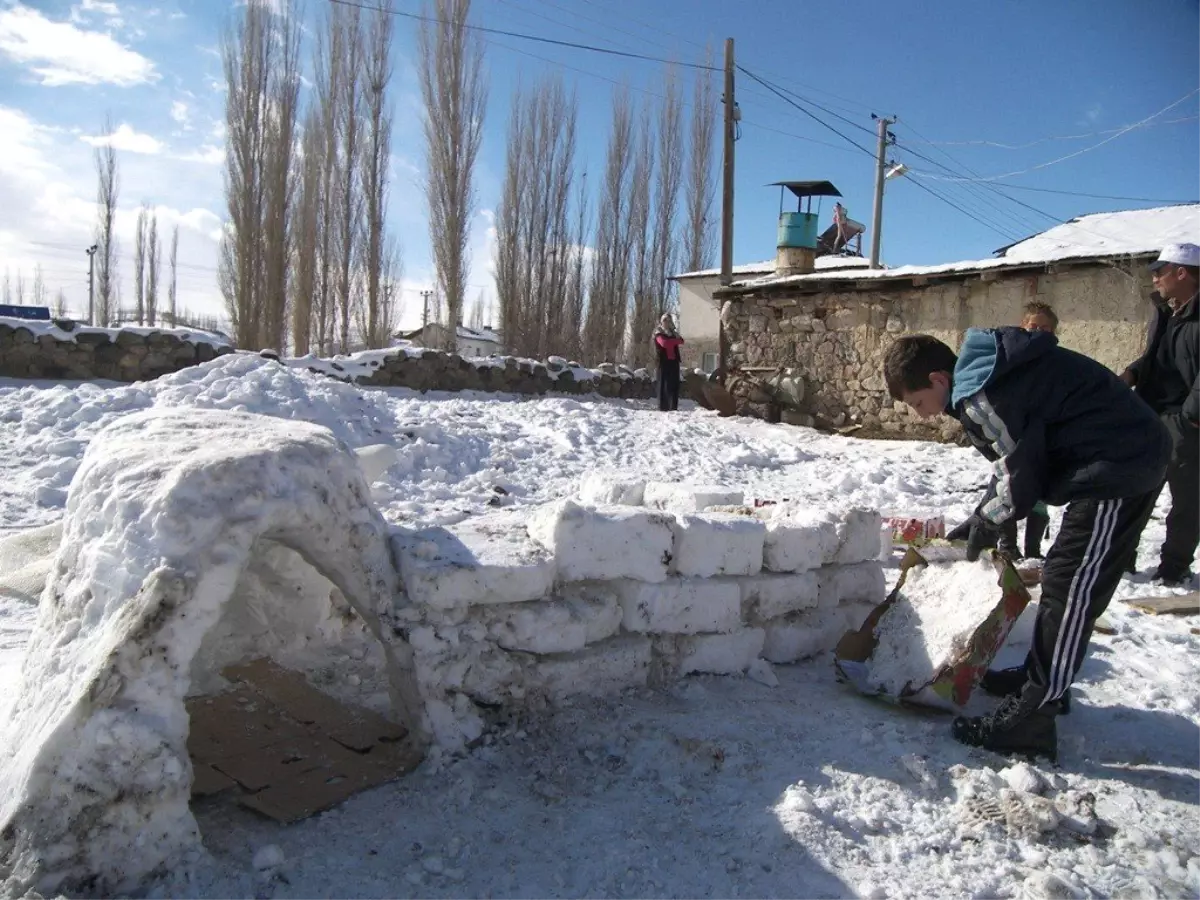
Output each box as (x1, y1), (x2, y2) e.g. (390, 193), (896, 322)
(655, 334), (684, 361)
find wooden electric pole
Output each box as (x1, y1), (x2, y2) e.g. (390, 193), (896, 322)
(718, 37), (736, 380)
(869, 115), (895, 269)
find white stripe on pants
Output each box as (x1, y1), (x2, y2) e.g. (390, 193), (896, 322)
(1043, 498), (1121, 704)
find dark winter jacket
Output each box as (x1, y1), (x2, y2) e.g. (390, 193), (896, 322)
(948, 327), (1170, 525)
(654, 327), (684, 366)
(1124, 291), (1199, 432)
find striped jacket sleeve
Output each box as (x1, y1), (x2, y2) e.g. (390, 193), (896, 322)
(961, 389), (1047, 525)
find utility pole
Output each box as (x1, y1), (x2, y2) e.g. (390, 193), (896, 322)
(420, 289), (432, 329)
(718, 37), (736, 380)
(869, 115), (895, 269)
(719, 38), (736, 288)
(86, 243), (98, 324)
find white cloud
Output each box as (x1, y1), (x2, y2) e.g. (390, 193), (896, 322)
(177, 145), (224, 165)
(80, 123), (162, 155)
(170, 100), (191, 129)
(70, 0), (123, 28)
(0, 4), (155, 86)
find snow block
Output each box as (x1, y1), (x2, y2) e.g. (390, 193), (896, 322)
(473, 583), (622, 654)
(0, 521), (61, 606)
(671, 512), (765, 578)
(761, 607), (850, 663)
(614, 577), (742, 635)
(643, 482), (744, 512)
(832, 508), (884, 564)
(0, 409), (426, 896)
(740, 571), (820, 622)
(676, 628), (766, 675)
(817, 562), (886, 609)
(533, 634), (652, 701)
(527, 499), (674, 583)
(578, 471), (646, 506)
(760, 507), (837, 573)
(391, 510), (555, 610)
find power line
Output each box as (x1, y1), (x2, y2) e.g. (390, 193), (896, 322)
(327, 0), (719, 71)
(910, 87), (1200, 183)
(916, 114), (1200, 150)
(971, 182), (1193, 204)
(736, 66), (877, 159)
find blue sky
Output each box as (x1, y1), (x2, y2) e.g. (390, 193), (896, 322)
(0, 0), (1196, 329)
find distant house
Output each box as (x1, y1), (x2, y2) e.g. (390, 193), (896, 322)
(671, 256), (872, 372)
(711, 202), (1200, 436)
(395, 322), (504, 358)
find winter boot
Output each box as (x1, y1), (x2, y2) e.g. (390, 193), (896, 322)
(1152, 563), (1194, 587)
(997, 519), (1021, 561)
(1023, 509), (1049, 560)
(979, 665), (1070, 715)
(952, 694), (1061, 762)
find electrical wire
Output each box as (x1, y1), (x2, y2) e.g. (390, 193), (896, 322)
(916, 115), (1200, 149)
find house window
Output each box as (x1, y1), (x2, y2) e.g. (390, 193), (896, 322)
(701, 352), (718, 373)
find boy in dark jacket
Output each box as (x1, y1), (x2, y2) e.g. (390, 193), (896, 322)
(883, 328), (1170, 760)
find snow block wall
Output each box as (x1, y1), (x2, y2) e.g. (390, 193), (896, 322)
(0, 409), (426, 897)
(391, 481), (885, 749)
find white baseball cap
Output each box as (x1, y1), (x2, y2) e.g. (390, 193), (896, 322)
(1149, 241), (1200, 271)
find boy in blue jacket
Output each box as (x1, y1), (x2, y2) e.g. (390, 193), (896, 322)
(883, 328), (1170, 760)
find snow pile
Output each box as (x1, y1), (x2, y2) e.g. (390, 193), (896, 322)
(392, 494), (885, 748)
(0, 408), (425, 896)
(867, 558), (1001, 695)
(0, 522), (60, 606)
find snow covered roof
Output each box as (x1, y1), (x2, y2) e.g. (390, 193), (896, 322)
(724, 203), (1200, 292)
(673, 255), (873, 281)
(0, 316), (231, 347)
(397, 323), (503, 344)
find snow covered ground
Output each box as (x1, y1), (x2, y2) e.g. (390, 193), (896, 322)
(0, 355), (1197, 899)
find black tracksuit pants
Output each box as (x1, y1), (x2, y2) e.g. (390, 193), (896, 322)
(658, 360), (681, 411)
(1155, 419), (1200, 576)
(1024, 490), (1159, 705)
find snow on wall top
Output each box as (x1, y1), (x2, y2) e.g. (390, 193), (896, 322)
(674, 255), (873, 281)
(0, 316), (232, 347)
(728, 203), (1200, 290)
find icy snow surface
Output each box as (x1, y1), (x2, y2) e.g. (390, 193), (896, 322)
(0, 354), (1196, 898)
(867, 559), (1005, 696)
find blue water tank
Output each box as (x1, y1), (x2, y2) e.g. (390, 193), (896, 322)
(777, 211), (819, 250)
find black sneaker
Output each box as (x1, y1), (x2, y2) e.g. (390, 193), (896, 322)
(979, 666), (1070, 715)
(1152, 565), (1194, 587)
(952, 695), (1060, 762)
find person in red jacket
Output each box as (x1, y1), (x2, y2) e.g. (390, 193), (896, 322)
(653, 314), (684, 411)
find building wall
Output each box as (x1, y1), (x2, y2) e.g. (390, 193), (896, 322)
(723, 261), (1155, 440)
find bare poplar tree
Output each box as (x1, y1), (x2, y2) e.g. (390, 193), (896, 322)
(13, 273), (25, 305)
(293, 103), (323, 355)
(494, 75), (577, 359)
(31, 264), (46, 307)
(53, 290), (68, 317)
(685, 49), (718, 273)
(627, 107), (654, 366)
(1, 271), (9, 305)
(313, 3), (344, 355)
(262, 1), (301, 352)
(134, 204), (148, 324)
(220, 0), (300, 350)
(332, 0), (363, 353)
(584, 90), (634, 363)
(561, 173), (590, 363)
(146, 211), (160, 326)
(93, 115), (119, 326)
(168, 225), (178, 325)
(418, 0), (487, 352)
(646, 69), (684, 360)
(359, 0), (395, 349)
(468, 289), (485, 330)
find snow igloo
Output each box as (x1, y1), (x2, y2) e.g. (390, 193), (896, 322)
(0, 408), (427, 896)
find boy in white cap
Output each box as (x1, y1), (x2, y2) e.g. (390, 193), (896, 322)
(1121, 242), (1199, 585)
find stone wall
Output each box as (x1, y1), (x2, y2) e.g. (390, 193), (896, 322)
(0, 319), (234, 380)
(0, 318), (656, 401)
(722, 261), (1155, 440)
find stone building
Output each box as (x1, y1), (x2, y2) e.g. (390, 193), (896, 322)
(712, 204), (1199, 440)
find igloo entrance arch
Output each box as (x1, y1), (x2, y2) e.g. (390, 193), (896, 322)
(0, 409), (427, 896)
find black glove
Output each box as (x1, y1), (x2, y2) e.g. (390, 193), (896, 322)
(946, 514), (1001, 562)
